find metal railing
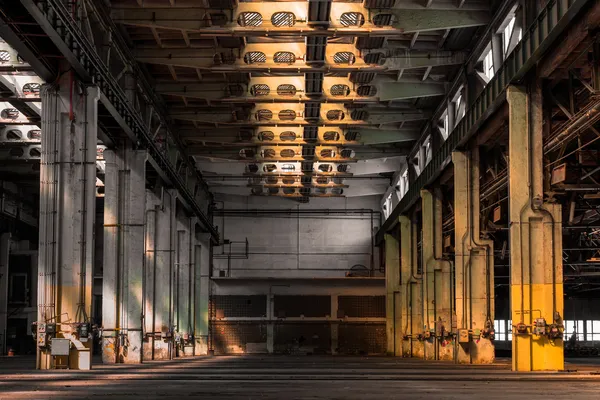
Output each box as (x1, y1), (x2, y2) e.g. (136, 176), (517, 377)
(377, 0), (591, 242)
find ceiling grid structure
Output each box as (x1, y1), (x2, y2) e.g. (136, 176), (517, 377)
(111, 0), (491, 201)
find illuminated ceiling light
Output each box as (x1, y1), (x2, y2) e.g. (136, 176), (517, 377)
(261, 148), (276, 158)
(271, 12), (296, 27)
(244, 51), (266, 64)
(281, 163), (296, 172)
(330, 84), (351, 96)
(250, 84), (270, 96)
(326, 110), (345, 121)
(238, 12), (263, 27)
(323, 131), (340, 141)
(333, 52), (356, 65)
(263, 164), (277, 172)
(256, 109), (273, 121)
(280, 149), (295, 158)
(1, 108), (20, 120)
(258, 131), (275, 141)
(318, 164), (333, 172)
(320, 149), (335, 158)
(22, 82), (41, 96)
(277, 84), (297, 96)
(340, 12), (365, 27)
(0, 51), (10, 63)
(279, 131), (297, 141)
(278, 109), (297, 121)
(273, 51), (296, 64)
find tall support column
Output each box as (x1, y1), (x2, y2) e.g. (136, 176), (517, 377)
(175, 213), (196, 356)
(143, 188), (177, 360)
(399, 215), (422, 357)
(0, 233), (10, 356)
(38, 81), (99, 370)
(508, 84), (564, 372)
(421, 189), (453, 361)
(101, 146), (147, 364)
(453, 148), (495, 364)
(385, 231), (401, 356)
(193, 233), (211, 355)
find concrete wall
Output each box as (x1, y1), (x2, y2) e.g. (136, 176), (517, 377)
(213, 195), (382, 279)
(209, 195), (386, 354)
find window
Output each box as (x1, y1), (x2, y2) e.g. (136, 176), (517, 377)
(483, 49), (494, 81)
(502, 16), (522, 58)
(281, 164), (295, 172)
(564, 320), (585, 342)
(455, 94), (465, 122)
(383, 193), (392, 218)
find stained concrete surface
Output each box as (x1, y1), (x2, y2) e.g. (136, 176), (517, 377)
(1, 356), (600, 399)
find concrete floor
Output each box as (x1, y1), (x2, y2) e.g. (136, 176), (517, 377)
(1, 356), (600, 399)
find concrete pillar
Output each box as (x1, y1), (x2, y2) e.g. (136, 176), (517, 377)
(453, 148), (495, 364)
(175, 212), (196, 356)
(101, 146), (147, 364)
(507, 84), (564, 372)
(0, 233), (10, 355)
(399, 215), (422, 358)
(143, 188), (177, 360)
(385, 232), (402, 356)
(37, 80), (99, 369)
(193, 233), (211, 355)
(421, 189), (453, 361)
(330, 295), (338, 354)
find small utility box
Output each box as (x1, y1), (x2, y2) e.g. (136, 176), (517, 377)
(50, 338), (70, 356)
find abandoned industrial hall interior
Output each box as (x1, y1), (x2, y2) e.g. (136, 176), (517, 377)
(3, 0), (600, 398)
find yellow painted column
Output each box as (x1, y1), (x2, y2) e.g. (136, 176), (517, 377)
(385, 231), (402, 356)
(399, 214), (423, 358)
(453, 148), (495, 364)
(421, 189), (454, 361)
(507, 84), (564, 372)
